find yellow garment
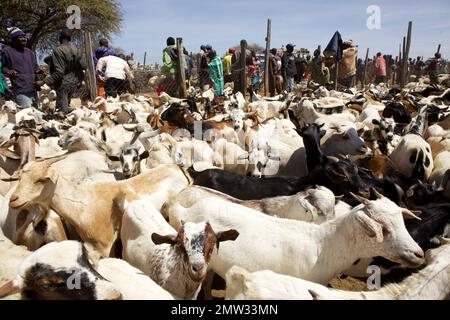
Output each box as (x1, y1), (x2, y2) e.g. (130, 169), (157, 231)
(223, 54), (233, 76)
(338, 46), (357, 79)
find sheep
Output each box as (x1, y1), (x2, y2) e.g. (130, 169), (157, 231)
(121, 198), (238, 299)
(169, 185), (337, 223)
(165, 190), (424, 285)
(8, 158), (190, 258)
(226, 240), (450, 300)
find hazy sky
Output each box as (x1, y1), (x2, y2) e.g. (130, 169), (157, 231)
(112, 0), (450, 65)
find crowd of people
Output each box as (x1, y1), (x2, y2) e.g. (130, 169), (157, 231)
(0, 27), (448, 113)
(158, 37), (448, 100)
(0, 27), (139, 115)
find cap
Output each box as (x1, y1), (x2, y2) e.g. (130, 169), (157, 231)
(286, 43), (296, 49)
(229, 47), (236, 54)
(205, 44), (212, 50)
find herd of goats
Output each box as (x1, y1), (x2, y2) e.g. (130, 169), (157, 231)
(0, 74), (450, 300)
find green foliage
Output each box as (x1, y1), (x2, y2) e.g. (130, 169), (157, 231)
(0, 0), (122, 55)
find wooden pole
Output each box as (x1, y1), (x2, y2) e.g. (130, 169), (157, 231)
(240, 39), (247, 96)
(143, 51), (147, 68)
(363, 48), (369, 89)
(437, 44), (441, 54)
(401, 21), (412, 87)
(334, 57), (339, 90)
(176, 38), (187, 98)
(264, 18), (271, 96)
(83, 31), (97, 101)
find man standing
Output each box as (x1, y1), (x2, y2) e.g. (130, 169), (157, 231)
(268, 48), (280, 97)
(426, 53), (442, 84)
(281, 43), (297, 92)
(373, 52), (387, 84)
(93, 38), (115, 98)
(162, 37), (180, 96)
(207, 50), (224, 97)
(97, 53), (134, 98)
(1, 28), (42, 108)
(45, 29), (85, 114)
(337, 40), (358, 88)
(414, 56), (425, 81)
(223, 48), (235, 84)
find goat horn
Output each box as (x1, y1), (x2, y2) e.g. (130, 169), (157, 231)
(349, 192), (371, 207)
(372, 188), (384, 199)
(401, 208), (422, 221)
(0, 280), (20, 299)
(438, 237), (450, 245)
(326, 156), (339, 163)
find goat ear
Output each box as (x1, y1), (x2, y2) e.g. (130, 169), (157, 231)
(355, 211), (383, 243)
(151, 232), (177, 245)
(216, 229), (239, 243)
(139, 150), (150, 160)
(319, 130), (326, 139)
(237, 152), (249, 161)
(45, 167), (58, 184)
(406, 184), (418, 198)
(0, 148), (20, 160)
(107, 155), (120, 162)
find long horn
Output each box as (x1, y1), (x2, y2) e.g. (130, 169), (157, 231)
(401, 208), (422, 221)
(349, 192), (371, 207)
(37, 152), (69, 165)
(372, 188), (383, 199)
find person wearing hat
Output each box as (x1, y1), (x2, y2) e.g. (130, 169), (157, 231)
(281, 43), (297, 92)
(223, 48), (235, 84)
(1, 27), (42, 108)
(44, 29), (86, 114)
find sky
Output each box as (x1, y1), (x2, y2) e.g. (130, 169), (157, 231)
(111, 0), (450, 65)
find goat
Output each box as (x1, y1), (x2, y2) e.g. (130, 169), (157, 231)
(166, 191), (424, 285)
(121, 198), (238, 299)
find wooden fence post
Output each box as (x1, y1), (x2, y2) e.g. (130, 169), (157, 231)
(401, 22), (412, 87)
(176, 37), (187, 98)
(240, 39), (247, 96)
(143, 51), (147, 68)
(363, 48), (369, 89)
(83, 31), (97, 101)
(437, 44), (441, 54)
(264, 19), (271, 96)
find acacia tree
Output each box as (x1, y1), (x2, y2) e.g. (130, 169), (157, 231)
(0, 0), (122, 53)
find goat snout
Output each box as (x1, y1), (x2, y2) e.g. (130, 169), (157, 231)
(399, 248), (425, 268)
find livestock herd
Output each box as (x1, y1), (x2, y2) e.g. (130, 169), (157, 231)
(0, 75), (450, 300)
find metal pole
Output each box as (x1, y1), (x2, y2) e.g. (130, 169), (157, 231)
(143, 51), (147, 68)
